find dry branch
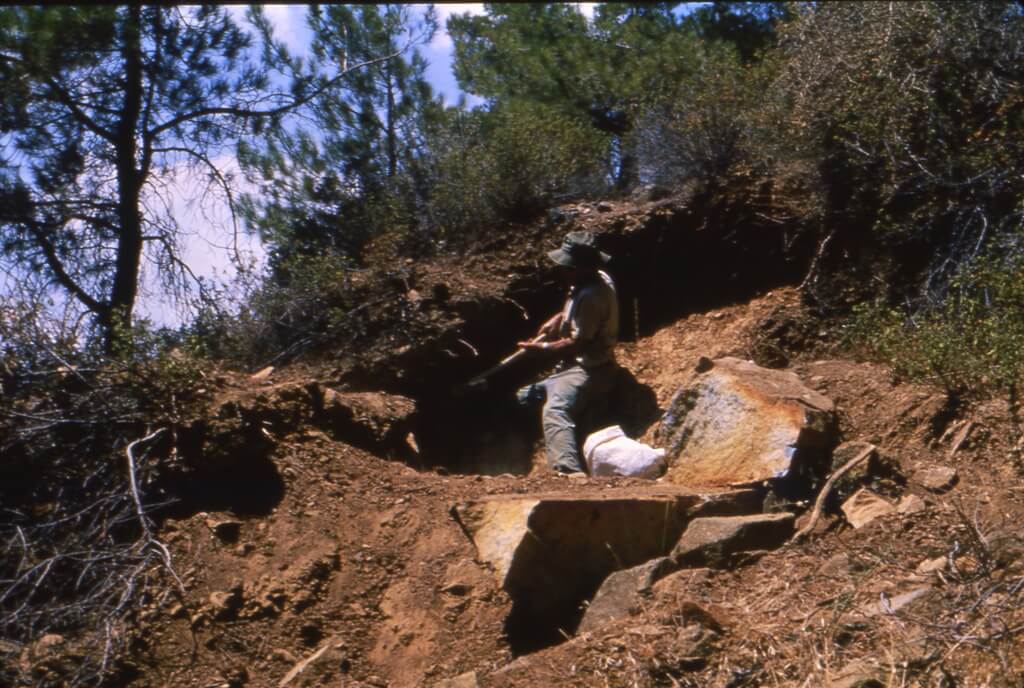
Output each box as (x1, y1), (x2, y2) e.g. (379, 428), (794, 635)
(789, 443), (876, 545)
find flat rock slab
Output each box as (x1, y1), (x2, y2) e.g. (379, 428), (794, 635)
(577, 557), (674, 633)
(914, 465), (959, 493)
(657, 357), (836, 487)
(842, 488), (896, 529)
(452, 487), (759, 631)
(671, 513), (796, 568)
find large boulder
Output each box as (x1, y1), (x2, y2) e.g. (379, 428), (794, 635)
(657, 357), (836, 487)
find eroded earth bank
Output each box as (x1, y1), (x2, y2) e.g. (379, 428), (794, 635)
(16, 198), (1024, 687)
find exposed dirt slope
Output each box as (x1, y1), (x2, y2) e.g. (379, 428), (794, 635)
(62, 281), (1018, 688)
(16, 199), (1024, 688)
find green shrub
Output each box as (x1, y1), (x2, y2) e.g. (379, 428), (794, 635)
(183, 252), (364, 367)
(422, 101), (610, 248)
(848, 250), (1024, 398)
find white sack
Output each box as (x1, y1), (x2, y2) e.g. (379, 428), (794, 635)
(583, 425), (667, 479)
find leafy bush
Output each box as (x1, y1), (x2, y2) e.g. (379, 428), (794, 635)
(848, 248), (1024, 398)
(182, 252), (365, 367)
(422, 100), (610, 249)
(768, 1), (1024, 301)
(635, 43), (771, 187)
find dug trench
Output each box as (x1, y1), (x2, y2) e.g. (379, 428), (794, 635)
(329, 201), (825, 656)
(388, 199), (817, 478)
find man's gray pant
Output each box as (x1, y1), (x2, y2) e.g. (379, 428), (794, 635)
(516, 363), (617, 473)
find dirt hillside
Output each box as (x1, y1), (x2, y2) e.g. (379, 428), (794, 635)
(19, 199), (1024, 688)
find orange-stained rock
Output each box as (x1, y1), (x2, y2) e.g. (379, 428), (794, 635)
(657, 357), (836, 487)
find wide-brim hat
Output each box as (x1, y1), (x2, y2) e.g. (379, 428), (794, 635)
(547, 231), (610, 268)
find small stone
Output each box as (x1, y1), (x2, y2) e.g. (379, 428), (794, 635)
(36, 634), (64, 650)
(271, 648), (298, 664)
(826, 659), (885, 688)
(987, 531), (1024, 570)
(250, 366), (274, 381)
(917, 556), (947, 574)
(841, 489), (895, 529)
(820, 553), (852, 577)
(441, 582), (472, 596)
(432, 671), (479, 688)
(235, 542), (255, 557)
(167, 602), (188, 619)
(915, 465), (958, 493)
(209, 587), (243, 620)
(897, 494), (926, 514)
(365, 676), (388, 687)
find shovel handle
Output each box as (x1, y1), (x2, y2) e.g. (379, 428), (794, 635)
(465, 334), (546, 386)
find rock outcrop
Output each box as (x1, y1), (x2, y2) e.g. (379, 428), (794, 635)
(578, 513), (795, 632)
(670, 512), (796, 567)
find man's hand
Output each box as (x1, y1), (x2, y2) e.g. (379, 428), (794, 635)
(517, 313), (575, 352)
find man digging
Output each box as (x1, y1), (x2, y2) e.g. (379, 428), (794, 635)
(516, 231), (620, 476)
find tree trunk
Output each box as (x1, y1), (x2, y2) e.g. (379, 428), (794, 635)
(106, 6), (145, 355)
(385, 59), (397, 179)
(613, 134), (639, 192)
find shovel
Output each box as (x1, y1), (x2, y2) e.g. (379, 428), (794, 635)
(458, 334), (546, 393)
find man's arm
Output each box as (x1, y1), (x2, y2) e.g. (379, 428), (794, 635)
(517, 293), (599, 357)
(517, 311), (580, 354)
(517, 334), (581, 355)
(538, 312), (562, 337)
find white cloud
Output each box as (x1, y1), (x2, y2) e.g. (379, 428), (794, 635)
(429, 3), (485, 50)
(225, 4), (310, 60)
(262, 5), (310, 59)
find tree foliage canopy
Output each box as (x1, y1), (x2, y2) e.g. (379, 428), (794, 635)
(238, 4), (440, 272)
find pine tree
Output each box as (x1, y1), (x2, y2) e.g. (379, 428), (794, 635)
(239, 5), (440, 270)
(0, 5), (389, 352)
